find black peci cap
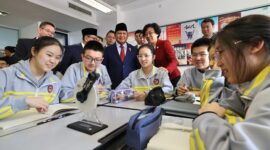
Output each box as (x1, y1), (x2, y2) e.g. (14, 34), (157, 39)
(115, 23), (127, 32)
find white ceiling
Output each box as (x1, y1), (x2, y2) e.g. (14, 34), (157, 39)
(0, 0), (143, 32)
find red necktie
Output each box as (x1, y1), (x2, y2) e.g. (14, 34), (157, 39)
(120, 45), (125, 62)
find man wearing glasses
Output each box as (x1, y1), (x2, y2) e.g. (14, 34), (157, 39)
(176, 38), (212, 96)
(15, 21), (55, 61)
(60, 41), (111, 103)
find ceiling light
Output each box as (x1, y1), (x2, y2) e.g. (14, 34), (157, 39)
(79, 0), (115, 13)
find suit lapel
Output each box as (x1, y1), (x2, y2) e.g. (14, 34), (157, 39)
(125, 44), (133, 63)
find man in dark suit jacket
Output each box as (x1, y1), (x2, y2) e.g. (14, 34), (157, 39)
(15, 21), (56, 62)
(56, 28), (98, 74)
(103, 23), (140, 89)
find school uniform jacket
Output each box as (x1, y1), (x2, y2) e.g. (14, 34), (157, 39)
(116, 66), (173, 94)
(60, 62), (111, 103)
(177, 67), (207, 92)
(0, 60), (61, 119)
(191, 65), (270, 150)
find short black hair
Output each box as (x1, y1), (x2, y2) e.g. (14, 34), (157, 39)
(191, 38), (212, 53)
(201, 18), (214, 26)
(83, 40), (104, 54)
(106, 30), (115, 36)
(39, 21), (55, 28)
(143, 23), (161, 38)
(4, 46), (16, 53)
(135, 29), (143, 35)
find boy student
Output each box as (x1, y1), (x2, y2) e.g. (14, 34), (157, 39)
(176, 38), (212, 96)
(60, 41), (111, 103)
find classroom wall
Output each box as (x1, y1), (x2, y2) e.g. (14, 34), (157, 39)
(19, 22), (39, 38)
(115, 0), (270, 32)
(97, 12), (117, 38)
(0, 27), (19, 50)
(68, 30), (82, 45)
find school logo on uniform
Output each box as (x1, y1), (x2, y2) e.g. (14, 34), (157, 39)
(48, 85), (53, 93)
(153, 79), (159, 85)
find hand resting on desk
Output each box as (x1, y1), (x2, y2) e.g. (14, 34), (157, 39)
(26, 96), (49, 113)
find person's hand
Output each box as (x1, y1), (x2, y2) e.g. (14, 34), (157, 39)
(177, 84), (189, 95)
(115, 93), (125, 101)
(134, 91), (146, 101)
(26, 97), (49, 113)
(95, 84), (106, 94)
(198, 102), (226, 117)
(159, 67), (168, 72)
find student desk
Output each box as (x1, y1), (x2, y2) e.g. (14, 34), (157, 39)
(102, 99), (149, 110)
(148, 115), (193, 150)
(0, 106), (139, 150)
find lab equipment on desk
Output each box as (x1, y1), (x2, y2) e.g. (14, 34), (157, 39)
(67, 72), (108, 135)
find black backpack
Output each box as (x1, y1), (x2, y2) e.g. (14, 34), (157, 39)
(145, 87), (166, 106)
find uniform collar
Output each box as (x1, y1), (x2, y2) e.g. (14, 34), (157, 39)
(81, 62), (102, 78)
(137, 66), (158, 79)
(241, 64), (270, 100)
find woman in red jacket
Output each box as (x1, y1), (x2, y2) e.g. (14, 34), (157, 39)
(143, 23), (180, 87)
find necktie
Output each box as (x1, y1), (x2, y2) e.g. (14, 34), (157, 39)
(120, 44), (125, 62)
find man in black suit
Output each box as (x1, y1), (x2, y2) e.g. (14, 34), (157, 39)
(15, 21), (55, 61)
(56, 28), (98, 74)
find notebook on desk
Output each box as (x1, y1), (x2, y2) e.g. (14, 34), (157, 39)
(0, 104), (78, 130)
(160, 100), (200, 118)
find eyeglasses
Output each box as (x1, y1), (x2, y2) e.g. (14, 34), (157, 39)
(83, 56), (103, 64)
(191, 53), (208, 58)
(215, 47), (225, 61)
(215, 40), (242, 61)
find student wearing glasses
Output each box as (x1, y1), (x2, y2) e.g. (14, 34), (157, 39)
(116, 44), (173, 101)
(0, 36), (63, 119)
(176, 38), (212, 96)
(191, 15), (270, 150)
(60, 41), (111, 103)
(56, 28), (98, 75)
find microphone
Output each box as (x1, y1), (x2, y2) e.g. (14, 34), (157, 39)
(76, 72), (100, 103)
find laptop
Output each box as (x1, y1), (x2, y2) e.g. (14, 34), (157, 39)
(160, 100), (200, 118)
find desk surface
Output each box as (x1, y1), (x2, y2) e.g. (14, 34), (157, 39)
(147, 116), (192, 150)
(103, 99), (149, 110)
(0, 106), (138, 150)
